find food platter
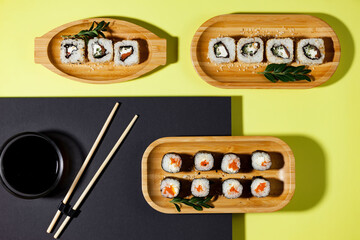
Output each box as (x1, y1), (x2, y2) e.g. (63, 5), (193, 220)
(142, 136), (295, 214)
(191, 14), (340, 89)
(34, 18), (166, 84)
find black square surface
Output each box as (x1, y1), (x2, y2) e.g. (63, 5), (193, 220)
(0, 97), (231, 240)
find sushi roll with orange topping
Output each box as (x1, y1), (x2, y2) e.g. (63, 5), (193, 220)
(88, 37), (113, 63)
(191, 178), (210, 197)
(161, 153), (182, 173)
(251, 178), (270, 198)
(160, 178), (180, 198)
(194, 152), (214, 171)
(221, 153), (241, 174)
(114, 40), (139, 66)
(251, 150), (272, 171)
(222, 179), (243, 199)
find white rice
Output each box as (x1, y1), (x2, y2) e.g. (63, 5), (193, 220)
(266, 38), (294, 64)
(251, 151), (272, 171)
(221, 153), (241, 174)
(114, 40), (139, 66)
(297, 38), (325, 65)
(208, 37), (236, 64)
(87, 37), (113, 63)
(60, 39), (85, 64)
(251, 178), (270, 198)
(222, 179), (243, 199)
(194, 152), (214, 171)
(161, 153), (182, 173)
(191, 178), (210, 197)
(160, 178), (180, 198)
(237, 37), (264, 63)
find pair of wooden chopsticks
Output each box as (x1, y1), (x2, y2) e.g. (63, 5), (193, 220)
(46, 102), (138, 238)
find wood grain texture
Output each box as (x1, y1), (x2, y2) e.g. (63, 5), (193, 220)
(141, 136), (295, 214)
(191, 14), (340, 89)
(34, 18), (166, 84)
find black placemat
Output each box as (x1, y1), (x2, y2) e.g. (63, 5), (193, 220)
(0, 97), (231, 240)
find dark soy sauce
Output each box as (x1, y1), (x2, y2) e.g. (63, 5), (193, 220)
(2, 135), (60, 195)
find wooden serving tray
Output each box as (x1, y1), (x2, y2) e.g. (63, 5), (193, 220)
(35, 18), (166, 84)
(142, 136), (295, 214)
(191, 14), (340, 89)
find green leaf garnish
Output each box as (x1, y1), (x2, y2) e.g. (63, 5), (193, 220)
(173, 203), (181, 212)
(258, 64), (312, 83)
(170, 196), (214, 212)
(61, 20), (110, 44)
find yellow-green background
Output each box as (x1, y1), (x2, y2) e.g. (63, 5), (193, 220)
(1, 0), (359, 239)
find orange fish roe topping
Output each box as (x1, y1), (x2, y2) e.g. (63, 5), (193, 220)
(163, 185), (175, 196)
(229, 160), (239, 171)
(229, 186), (239, 194)
(195, 185), (203, 192)
(255, 182), (266, 193)
(200, 160), (209, 167)
(261, 161), (268, 167)
(170, 157), (181, 167)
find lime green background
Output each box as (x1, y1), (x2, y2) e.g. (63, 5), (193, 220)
(1, 0), (359, 239)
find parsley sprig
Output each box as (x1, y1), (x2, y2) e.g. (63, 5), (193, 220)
(170, 196), (214, 212)
(62, 21), (110, 44)
(257, 63), (312, 83)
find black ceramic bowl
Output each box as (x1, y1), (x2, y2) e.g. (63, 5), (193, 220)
(0, 132), (63, 199)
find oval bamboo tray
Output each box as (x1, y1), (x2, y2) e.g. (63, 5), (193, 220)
(34, 18), (166, 84)
(142, 136), (295, 214)
(191, 14), (340, 89)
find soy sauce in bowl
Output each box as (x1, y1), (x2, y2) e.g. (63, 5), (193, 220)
(0, 133), (63, 199)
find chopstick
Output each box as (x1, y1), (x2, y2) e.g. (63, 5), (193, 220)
(47, 102), (119, 233)
(54, 115), (138, 239)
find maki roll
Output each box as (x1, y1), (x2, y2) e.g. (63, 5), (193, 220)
(237, 37), (264, 63)
(222, 179), (243, 199)
(88, 37), (113, 63)
(161, 153), (182, 173)
(251, 178), (270, 198)
(251, 150), (272, 171)
(114, 40), (139, 66)
(297, 38), (325, 65)
(160, 178), (180, 198)
(221, 153), (241, 174)
(208, 37), (236, 64)
(60, 39), (85, 64)
(191, 178), (210, 197)
(266, 38), (294, 64)
(194, 152), (214, 171)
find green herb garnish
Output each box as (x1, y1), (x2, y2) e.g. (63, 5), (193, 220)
(257, 63), (312, 83)
(170, 196), (214, 212)
(62, 21), (110, 44)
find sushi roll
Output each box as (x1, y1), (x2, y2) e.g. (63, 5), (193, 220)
(251, 178), (270, 198)
(222, 179), (243, 199)
(208, 37), (236, 64)
(221, 153), (241, 174)
(60, 39), (85, 64)
(194, 152), (214, 171)
(88, 37), (113, 63)
(191, 178), (210, 197)
(266, 38), (294, 64)
(237, 37), (264, 63)
(251, 151), (272, 171)
(160, 178), (180, 198)
(161, 153), (182, 173)
(297, 38), (325, 65)
(114, 40), (139, 66)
